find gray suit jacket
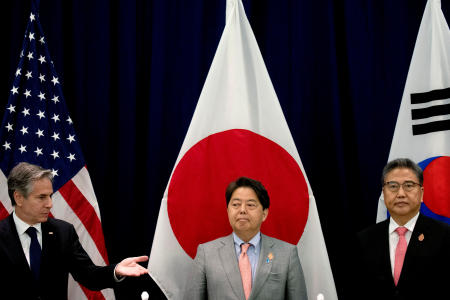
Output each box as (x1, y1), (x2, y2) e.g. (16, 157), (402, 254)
(183, 233), (307, 300)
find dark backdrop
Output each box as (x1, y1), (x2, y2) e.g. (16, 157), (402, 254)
(2, 0), (449, 299)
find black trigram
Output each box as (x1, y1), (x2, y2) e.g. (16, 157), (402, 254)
(411, 87), (450, 135)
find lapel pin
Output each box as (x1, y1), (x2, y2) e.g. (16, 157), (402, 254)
(266, 252), (274, 263)
(418, 233), (424, 241)
(49, 232), (54, 235)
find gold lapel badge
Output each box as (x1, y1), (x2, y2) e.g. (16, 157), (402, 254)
(418, 233), (424, 241)
(266, 252), (274, 263)
(49, 232), (54, 235)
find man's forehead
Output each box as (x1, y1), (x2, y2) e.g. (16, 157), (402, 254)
(31, 178), (53, 190)
(230, 197), (258, 202)
(386, 167), (419, 181)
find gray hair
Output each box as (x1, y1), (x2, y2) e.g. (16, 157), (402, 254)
(381, 158), (423, 186)
(7, 162), (53, 206)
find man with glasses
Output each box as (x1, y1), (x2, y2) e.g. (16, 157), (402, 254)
(355, 158), (450, 300)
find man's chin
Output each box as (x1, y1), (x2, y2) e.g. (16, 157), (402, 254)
(39, 216), (49, 222)
(235, 223), (250, 231)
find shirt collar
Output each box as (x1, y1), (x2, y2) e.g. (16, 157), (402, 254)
(12, 210), (42, 235)
(233, 231), (261, 249)
(389, 212), (420, 234)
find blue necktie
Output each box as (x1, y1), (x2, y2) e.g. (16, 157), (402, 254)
(26, 227), (41, 280)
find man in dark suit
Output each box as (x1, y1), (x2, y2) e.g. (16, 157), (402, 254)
(0, 162), (149, 300)
(356, 158), (450, 300)
(183, 177), (307, 300)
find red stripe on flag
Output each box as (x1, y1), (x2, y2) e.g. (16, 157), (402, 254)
(58, 180), (109, 264)
(0, 202), (9, 221)
(80, 285), (107, 300)
(80, 284), (105, 300)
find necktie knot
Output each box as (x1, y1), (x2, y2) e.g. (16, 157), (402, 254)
(395, 227), (408, 237)
(241, 243), (250, 254)
(26, 226), (38, 238)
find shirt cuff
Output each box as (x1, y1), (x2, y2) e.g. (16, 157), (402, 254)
(113, 265), (126, 282)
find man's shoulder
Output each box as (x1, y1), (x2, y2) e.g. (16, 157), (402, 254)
(0, 215), (13, 234)
(0, 215), (11, 226)
(43, 217), (75, 232)
(418, 214), (450, 229)
(417, 214), (450, 238)
(0, 215), (75, 239)
(261, 234), (297, 250)
(355, 219), (389, 247)
(200, 234), (233, 249)
(200, 233), (298, 248)
(357, 219), (388, 237)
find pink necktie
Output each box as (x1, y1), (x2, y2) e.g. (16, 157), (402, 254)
(239, 243), (252, 300)
(394, 227), (408, 285)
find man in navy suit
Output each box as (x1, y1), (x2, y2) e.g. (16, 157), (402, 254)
(0, 162), (149, 300)
(356, 158), (450, 300)
(184, 176), (307, 300)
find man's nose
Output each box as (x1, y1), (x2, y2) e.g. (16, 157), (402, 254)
(397, 186), (407, 196)
(239, 203), (247, 213)
(46, 196), (53, 208)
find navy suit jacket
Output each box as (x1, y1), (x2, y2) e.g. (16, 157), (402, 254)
(0, 214), (116, 300)
(355, 214), (450, 300)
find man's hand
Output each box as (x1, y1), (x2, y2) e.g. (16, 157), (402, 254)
(115, 256), (149, 277)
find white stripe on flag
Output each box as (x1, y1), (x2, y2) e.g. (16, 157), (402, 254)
(377, 0), (450, 222)
(68, 274), (88, 300)
(51, 191), (107, 266)
(149, 0), (337, 299)
(0, 170), (12, 213)
(52, 191), (115, 299)
(71, 167), (103, 219)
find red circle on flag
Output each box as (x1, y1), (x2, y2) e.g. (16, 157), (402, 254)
(423, 156), (450, 218)
(167, 129), (309, 259)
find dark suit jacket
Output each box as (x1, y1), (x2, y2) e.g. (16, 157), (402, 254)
(355, 214), (450, 300)
(0, 214), (116, 300)
(183, 233), (307, 300)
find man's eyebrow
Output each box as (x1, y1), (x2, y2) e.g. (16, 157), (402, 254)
(38, 192), (52, 196)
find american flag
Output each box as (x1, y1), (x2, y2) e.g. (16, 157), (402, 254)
(0, 2), (115, 299)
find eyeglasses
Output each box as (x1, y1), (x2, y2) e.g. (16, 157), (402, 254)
(383, 181), (421, 192)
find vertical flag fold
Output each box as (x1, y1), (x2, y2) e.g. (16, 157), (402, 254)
(377, 0), (450, 224)
(148, 0), (337, 299)
(0, 1), (115, 299)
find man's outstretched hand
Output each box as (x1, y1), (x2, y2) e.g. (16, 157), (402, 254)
(115, 255), (149, 277)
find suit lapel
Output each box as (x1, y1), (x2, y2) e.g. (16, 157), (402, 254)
(40, 220), (56, 276)
(250, 234), (274, 299)
(398, 214), (428, 286)
(219, 234), (245, 300)
(376, 220), (395, 286)
(0, 215), (35, 280)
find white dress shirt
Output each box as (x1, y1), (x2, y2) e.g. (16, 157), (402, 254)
(12, 210), (42, 267)
(388, 212), (419, 276)
(12, 210), (124, 281)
